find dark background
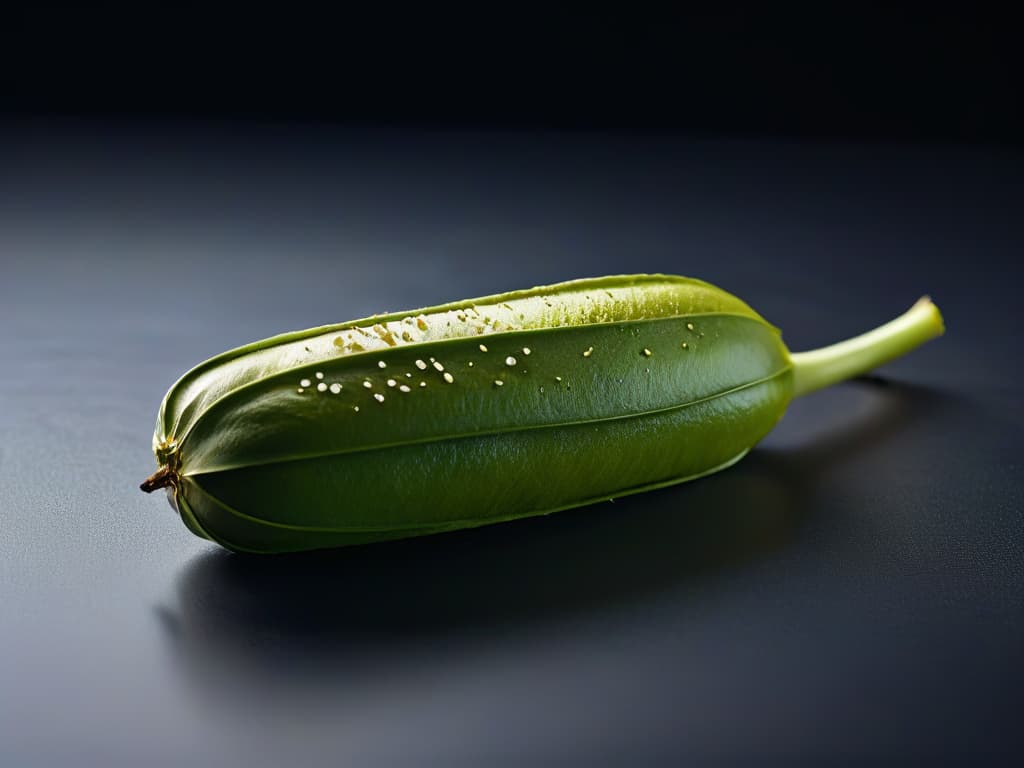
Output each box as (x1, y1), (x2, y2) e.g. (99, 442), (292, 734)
(1, 6), (1022, 766)
(2, 5), (1021, 143)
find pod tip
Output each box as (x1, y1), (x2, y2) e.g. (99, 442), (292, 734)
(141, 466), (177, 493)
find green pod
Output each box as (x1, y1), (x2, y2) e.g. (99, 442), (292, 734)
(142, 274), (944, 554)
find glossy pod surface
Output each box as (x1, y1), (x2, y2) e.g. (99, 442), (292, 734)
(151, 275), (796, 553)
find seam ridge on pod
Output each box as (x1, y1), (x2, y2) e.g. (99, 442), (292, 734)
(171, 311), (782, 449)
(186, 478), (464, 537)
(160, 275), (763, 438)
(189, 446), (753, 537)
(185, 367), (790, 476)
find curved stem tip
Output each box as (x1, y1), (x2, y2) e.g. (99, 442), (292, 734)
(790, 297), (945, 398)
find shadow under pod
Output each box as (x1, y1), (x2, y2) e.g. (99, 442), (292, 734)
(158, 379), (957, 697)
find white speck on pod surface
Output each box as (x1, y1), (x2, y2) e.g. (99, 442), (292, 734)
(642, 348), (652, 357)
(315, 371), (324, 380)
(362, 380), (373, 389)
(583, 347), (593, 358)
(329, 383), (342, 394)
(317, 382), (328, 392)
(432, 361), (444, 372)
(415, 360), (427, 370)
(378, 360), (387, 369)
(419, 381), (427, 387)
(297, 388), (304, 394)
(387, 378), (397, 387)
(522, 347), (531, 355)
(505, 356), (517, 366)
(374, 393), (385, 403)
(479, 344), (488, 352)
(494, 380), (504, 387)
(682, 342), (689, 349)
(555, 376), (562, 382)
(405, 372), (413, 378)
(443, 372), (454, 384)
(686, 322), (695, 331)
(468, 361), (474, 367)
(353, 406), (360, 412)
(399, 384), (411, 393)
(300, 378), (311, 388)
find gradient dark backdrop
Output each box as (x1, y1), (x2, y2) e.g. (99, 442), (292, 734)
(1, 6), (1022, 766)
(3, 5), (1022, 143)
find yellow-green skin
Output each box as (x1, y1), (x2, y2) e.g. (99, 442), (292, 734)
(152, 275), (794, 553)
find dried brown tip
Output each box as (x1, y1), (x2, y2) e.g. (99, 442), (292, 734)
(140, 466), (178, 493)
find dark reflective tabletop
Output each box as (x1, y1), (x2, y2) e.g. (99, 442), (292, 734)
(1, 123), (1021, 765)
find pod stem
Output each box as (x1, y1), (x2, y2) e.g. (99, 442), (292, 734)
(790, 297), (945, 398)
